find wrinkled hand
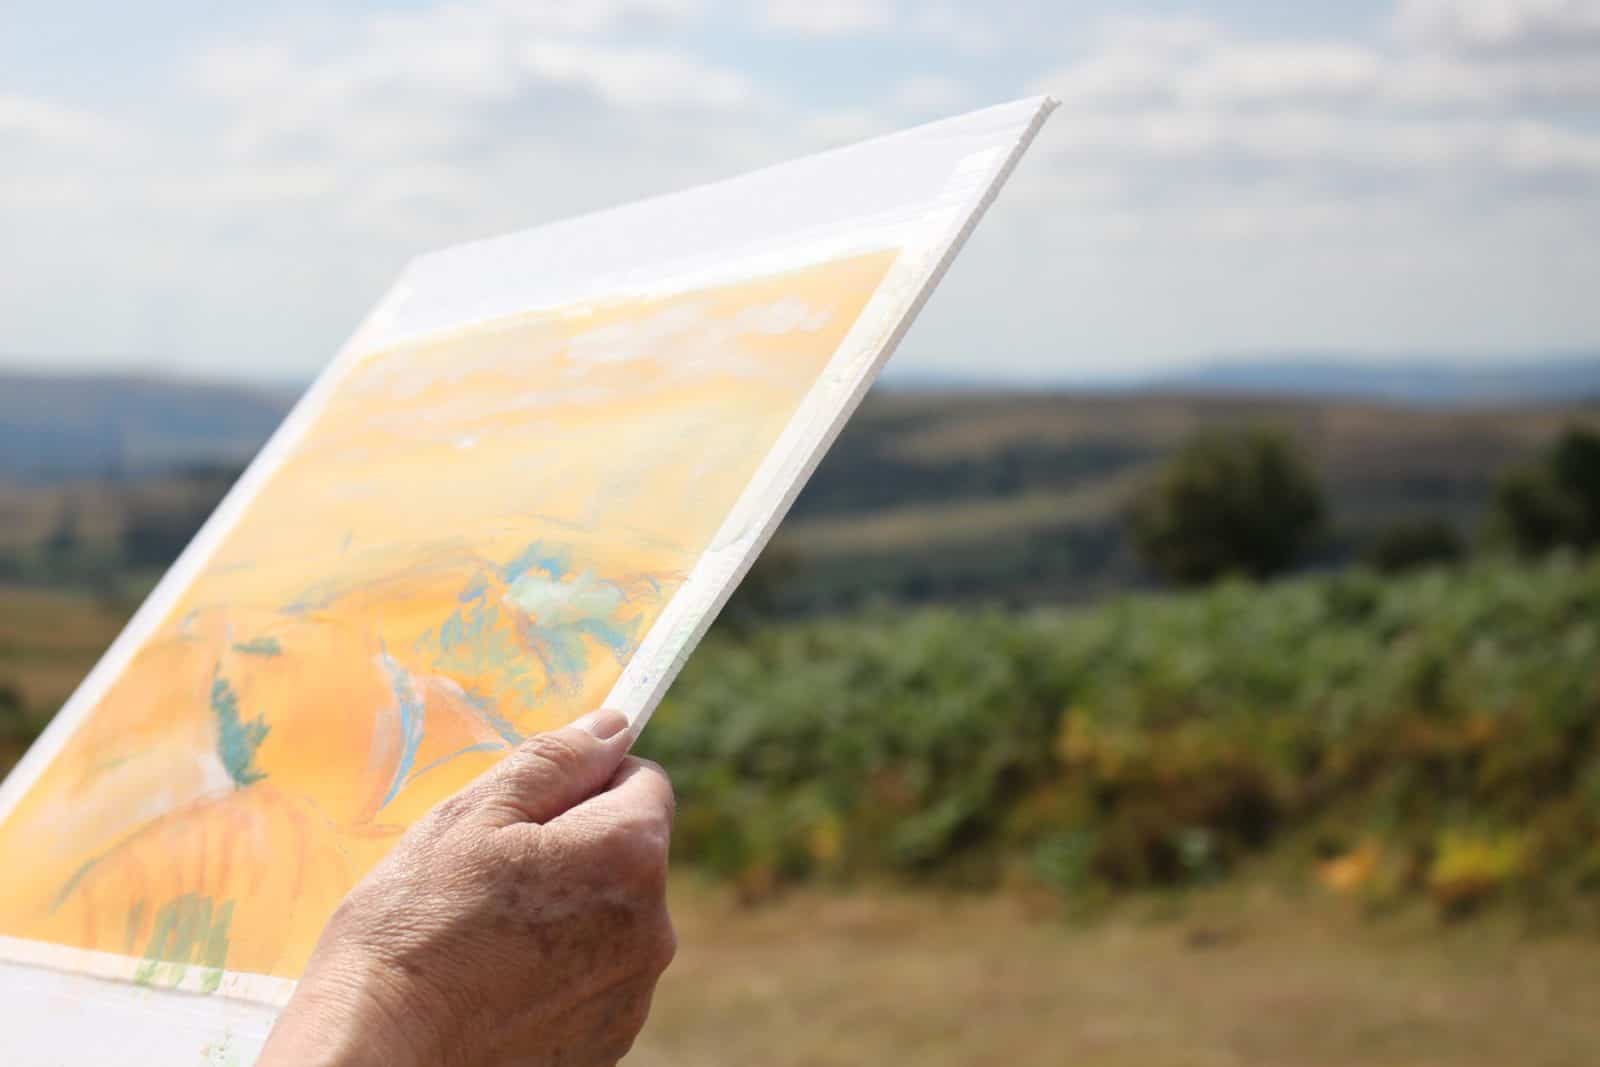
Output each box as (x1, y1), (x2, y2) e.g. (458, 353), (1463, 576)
(259, 709), (675, 1067)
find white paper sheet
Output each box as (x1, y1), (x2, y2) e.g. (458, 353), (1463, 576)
(0, 96), (1053, 1065)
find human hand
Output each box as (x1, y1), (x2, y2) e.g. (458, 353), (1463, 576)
(257, 709), (675, 1067)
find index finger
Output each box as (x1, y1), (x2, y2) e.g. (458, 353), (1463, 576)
(552, 756), (675, 837)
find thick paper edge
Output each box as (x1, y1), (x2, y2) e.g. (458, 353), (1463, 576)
(611, 97), (1058, 737)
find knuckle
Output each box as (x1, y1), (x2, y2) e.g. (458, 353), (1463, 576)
(649, 919), (678, 975)
(640, 761), (677, 821)
(619, 986), (654, 1035)
(517, 731), (591, 776)
(534, 733), (586, 773)
(606, 816), (670, 887)
(602, 1028), (642, 1065)
(427, 789), (477, 827)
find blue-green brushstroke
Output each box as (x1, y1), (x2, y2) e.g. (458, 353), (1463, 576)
(51, 856), (102, 912)
(462, 686), (524, 745)
(230, 636), (282, 658)
(502, 542), (569, 583)
(404, 742), (507, 787)
(211, 675), (269, 787)
(378, 653), (426, 810)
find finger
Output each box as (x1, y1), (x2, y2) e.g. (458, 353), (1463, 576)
(548, 757), (676, 858)
(446, 708), (634, 828)
(566, 757), (675, 829)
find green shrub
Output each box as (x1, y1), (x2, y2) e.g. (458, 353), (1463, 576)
(638, 556), (1600, 917)
(1362, 517), (1465, 575)
(1130, 426), (1325, 586)
(1490, 427), (1600, 556)
(0, 682), (33, 744)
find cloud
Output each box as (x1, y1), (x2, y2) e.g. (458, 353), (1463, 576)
(0, 93), (128, 153)
(761, 0), (893, 36)
(1392, 0), (1600, 56)
(1030, 11), (1600, 189)
(171, 0), (781, 262)
(887, 75), (971, 115)
(191, 3), (755, 167)
(520, 40), (754, 110)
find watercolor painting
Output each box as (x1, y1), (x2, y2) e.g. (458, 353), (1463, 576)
(0, 248), (897, 984)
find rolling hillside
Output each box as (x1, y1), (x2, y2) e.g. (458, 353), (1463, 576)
(768, 389), (1599, 611)
(0, 371), (295, 481)
(2, 370), (1597, 610)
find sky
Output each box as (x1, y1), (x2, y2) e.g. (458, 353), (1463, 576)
(2, 0), (1598, 384)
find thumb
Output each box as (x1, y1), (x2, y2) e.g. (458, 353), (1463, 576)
(454, 709), (633, 828)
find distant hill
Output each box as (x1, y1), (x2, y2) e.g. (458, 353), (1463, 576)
(6, 356), (1598, 480)
(887, 354), (1600, 407)
(1154, 354), (1600, 407)
(757, 389), (1600, 612)
(3, 368), (1598, 613)
(0, 372), (297, 481)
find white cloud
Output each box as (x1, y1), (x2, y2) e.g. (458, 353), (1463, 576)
(1178, 43), (1383, 105)
(1031, 11), (1600, 186)
(761, 0), (893, 36)
(1098, 13), (1224, 56)
(0, 94), (128, 153)
(191, 2), (754, 168)
(1393, 0), (1600, 55)
(521, 40), (754, 110)
(888, 75), (971, 115)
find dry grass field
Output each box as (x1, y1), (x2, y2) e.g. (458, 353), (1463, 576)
(0, 584), (128, 767)
(637, 882), (1600, 1067)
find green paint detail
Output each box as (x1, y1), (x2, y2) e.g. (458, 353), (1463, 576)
(204, 900), (234, 971)
(134, 893), (234, 990)
(211, 675), (269, 787)
(124, 898), (147, 954)
(50, 856), (101, 913)
(203, 1036), (240, 1067)
(204, 1032), (242, 1067)
(199, 966), (225, 994)
(230, 636), (282, 657)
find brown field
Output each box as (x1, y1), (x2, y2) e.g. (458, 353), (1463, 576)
(0, 585), (125, 708)
(786, 474), (1147, 555)
(637, 883), (1600, 1067)
(0, 584), (129, 771)
(869, 391), (1586, 467)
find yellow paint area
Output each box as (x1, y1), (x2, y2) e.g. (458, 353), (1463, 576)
(0, 249), (897, 980)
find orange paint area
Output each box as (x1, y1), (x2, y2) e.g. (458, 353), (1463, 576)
(0, 250), (897, 981)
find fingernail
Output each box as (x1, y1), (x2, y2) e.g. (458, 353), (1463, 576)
(572, 708), (629, 740)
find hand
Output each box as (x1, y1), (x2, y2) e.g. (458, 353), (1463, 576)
(258, 709), (676, 1067)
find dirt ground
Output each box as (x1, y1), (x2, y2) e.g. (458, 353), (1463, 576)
(632, 882), (1600, 1067)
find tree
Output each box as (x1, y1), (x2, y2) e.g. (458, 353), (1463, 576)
(0, 681), (31, 745)
(120, 503), (206, 569)
(1131, 426), (1325, 586)
(1362, 516), (1465, 575)
(718, 545), (802, 632)
(43, 498), (83, 558)
(1490, 427), (1600, 556)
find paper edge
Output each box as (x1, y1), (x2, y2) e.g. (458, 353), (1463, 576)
(613, 96), (1058, 736)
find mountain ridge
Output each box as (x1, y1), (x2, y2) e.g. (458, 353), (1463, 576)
(3, 354), (1598, 480)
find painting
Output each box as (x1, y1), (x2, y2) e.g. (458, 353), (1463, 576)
(0, 249), (898, 984)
